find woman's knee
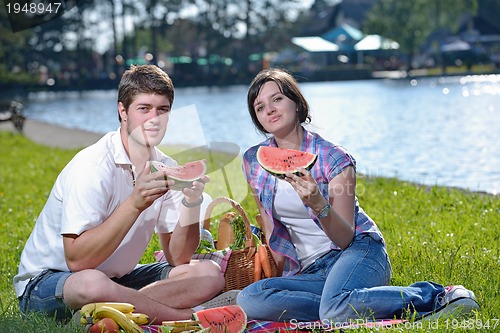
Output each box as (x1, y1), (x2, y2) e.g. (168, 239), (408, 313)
(236, 283), (263, 317)
(319, 291), (354, 322)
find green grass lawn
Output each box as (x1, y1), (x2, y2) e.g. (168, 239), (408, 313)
(0, 131), (499, 332)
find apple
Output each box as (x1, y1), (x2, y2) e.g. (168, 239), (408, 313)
(89, 318), (120, 333)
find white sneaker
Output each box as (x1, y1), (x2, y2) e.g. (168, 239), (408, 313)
(423, 285), (479, 321)
(201, 290), (240, 309)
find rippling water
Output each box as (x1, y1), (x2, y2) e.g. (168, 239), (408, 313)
(23, 74), (500, 194)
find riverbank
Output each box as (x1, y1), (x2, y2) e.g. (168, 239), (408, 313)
(0, 118), (103, 149)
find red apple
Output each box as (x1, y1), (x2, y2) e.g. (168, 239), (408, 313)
(89, 318), (120, 333)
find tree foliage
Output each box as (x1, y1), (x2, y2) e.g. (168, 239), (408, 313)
(363, 0), (478, 69)
(0, 0), (493, 87)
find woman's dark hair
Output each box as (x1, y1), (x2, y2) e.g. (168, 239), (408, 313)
(247, 68), (311, 134)
(117, 65), (174, 122)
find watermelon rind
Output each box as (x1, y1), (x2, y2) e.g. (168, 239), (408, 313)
(150, 160), (207, 190)
(256, 146), (317, 179)
(192, 305), (247, 333)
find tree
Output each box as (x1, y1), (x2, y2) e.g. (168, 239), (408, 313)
(238, 0), (304, 77)
(0, 6), (34, 85)
(363, 0), (478, 72)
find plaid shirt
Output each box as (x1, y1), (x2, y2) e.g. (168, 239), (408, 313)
(242, 128), (384, 276)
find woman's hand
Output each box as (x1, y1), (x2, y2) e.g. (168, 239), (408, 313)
(284, 167), (327, 215)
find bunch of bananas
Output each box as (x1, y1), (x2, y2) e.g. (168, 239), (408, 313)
(80, 302), (149, 333)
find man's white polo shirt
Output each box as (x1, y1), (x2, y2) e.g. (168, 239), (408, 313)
(14, 129), (183, 297)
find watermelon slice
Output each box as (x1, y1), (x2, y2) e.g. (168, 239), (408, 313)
(150, 159), (207, 190)
(192, 305), (247, 333)
(256, 146), (317, 178)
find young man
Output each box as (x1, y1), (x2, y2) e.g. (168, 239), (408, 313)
(13, 65), (225, 324)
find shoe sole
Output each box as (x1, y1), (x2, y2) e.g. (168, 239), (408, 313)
(201, 290), (240, 309)
(420, 297), (479, 321)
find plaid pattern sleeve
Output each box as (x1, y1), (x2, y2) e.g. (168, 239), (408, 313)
(242, 129), (384, 276)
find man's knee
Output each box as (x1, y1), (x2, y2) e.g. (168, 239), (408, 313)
(190, 260), (225, 291)
(201, 261), (225, 291)
(64, 269), (116, 308)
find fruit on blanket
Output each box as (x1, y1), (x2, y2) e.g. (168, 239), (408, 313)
(79, 302), (147, 333)
(92, 305), (144, 333)
(89, 318), (119, 333)
(256, 146), (317, 178)
(150, 159), (207, 190)
(125, 312), (150, 325)
(193, 305), (247, 333)
(81, 302), (135, 318)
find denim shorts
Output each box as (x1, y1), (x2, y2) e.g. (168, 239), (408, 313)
(18, 262), (173, 321)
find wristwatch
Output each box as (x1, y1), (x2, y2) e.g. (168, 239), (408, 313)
(316, 202), (331, 219)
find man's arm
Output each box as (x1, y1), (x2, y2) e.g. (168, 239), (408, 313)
(63, 167), (171, 271)
(159, 176), (210, 266)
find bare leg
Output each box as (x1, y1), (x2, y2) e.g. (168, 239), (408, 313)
(140, 260), (224, 309)
(63, 261), (224, 323)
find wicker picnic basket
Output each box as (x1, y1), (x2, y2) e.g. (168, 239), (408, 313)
(202, 197), (279, 292)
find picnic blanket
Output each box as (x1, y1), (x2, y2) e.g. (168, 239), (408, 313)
(245, 319), (407, 332)
(142, 318), (407, 332)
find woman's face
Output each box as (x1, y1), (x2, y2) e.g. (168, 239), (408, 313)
(253, 81), (298, 136)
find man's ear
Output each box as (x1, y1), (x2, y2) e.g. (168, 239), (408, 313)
(118, 102), (127, 121)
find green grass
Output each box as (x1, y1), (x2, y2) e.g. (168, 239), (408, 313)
(1, 131), (499, 332)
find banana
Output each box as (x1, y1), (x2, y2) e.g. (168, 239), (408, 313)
(80, 315), (88, 325)
(81, 302), (136, 317)
(125, 312), (151, 325)
(93, 305), (144, 333)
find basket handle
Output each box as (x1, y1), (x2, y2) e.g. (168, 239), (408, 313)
(203, 196), (255, 248)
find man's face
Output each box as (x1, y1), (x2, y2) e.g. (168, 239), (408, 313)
(119, 93), (171, 149)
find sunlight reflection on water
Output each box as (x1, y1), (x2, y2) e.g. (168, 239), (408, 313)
(24, 74), (500, 194)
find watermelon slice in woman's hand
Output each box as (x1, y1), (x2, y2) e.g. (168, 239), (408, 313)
(256, 146), (317, 179)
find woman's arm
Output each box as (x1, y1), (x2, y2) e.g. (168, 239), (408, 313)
(319, 166), (356, 249)
(285, 166), (356, 249)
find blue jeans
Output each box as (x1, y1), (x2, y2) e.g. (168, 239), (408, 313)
(237, 234), (445, 322)
(18, 262), (172, 321)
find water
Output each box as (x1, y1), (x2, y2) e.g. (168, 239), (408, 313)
(22, 74), (500, 195)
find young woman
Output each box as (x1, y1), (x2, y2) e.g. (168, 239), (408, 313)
(236, 68), (479, 324)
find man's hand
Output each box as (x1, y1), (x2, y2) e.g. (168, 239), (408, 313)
(131, 161), (173, 211)
(181, 175), (210, 206)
